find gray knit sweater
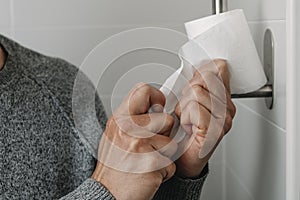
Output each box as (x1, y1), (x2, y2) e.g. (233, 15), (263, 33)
(0, 34), (208, 200)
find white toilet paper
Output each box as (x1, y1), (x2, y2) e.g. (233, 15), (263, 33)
(160, 9), (267, 113)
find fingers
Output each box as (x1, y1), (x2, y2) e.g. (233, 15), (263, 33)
(118, 83), (166, 115)
(160, 162), (176, 182)
(176, 85), (226, 118)
(176, 85), (211, 117)
(214, 59), (231, 93)
(115, 113), (175, 137)
(149, 134), (178, 158)
(103, 118), (177, 157)
(176, 59), (236, 137)
(180, 101), (211, 135)
(182, 70), (227, 104)
(139, 113), (174, 135)
(193, 59), (231, 93)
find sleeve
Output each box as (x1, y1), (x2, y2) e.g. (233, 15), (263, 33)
(59, 178), (115, 200)
(60, 93), (114, 200)
(153, 164), (209, 200)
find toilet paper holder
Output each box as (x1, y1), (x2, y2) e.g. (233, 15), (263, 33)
(213, 0), (274, 109)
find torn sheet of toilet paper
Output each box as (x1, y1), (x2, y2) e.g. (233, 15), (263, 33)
(160, 9), (267, 113)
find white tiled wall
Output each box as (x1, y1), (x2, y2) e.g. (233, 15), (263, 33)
(13, 0), (211, 28)
(224, 0), (287, 199)
(0, 0), (211, 115)
(0, 0), (287, 199)
(228, 0), (285, 21)
(286, 0), (300, 198)
(1, 0), (212, 66)
(0, 0), (11, 37)
(0, 1), (225, 199)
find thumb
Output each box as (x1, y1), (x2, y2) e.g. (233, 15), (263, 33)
(117, 83), (166, 115)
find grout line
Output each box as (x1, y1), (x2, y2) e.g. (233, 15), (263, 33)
(12, 23), (184, 31)
(247, 19), (286, 24)
(12, 20), (287, 31)
(224, 162), (256, 200)
(9, 0), (15, 38)
(235, 101), (286, 132)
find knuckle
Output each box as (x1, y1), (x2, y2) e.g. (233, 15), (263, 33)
(201, 123), (209, 133)
(164, 114), (175, 128)
(194, 128), (207, 144)
(192, 85), (205, 96)
(167, 163), (176, 175)
(193, 69), (201, 78)
(186, 100), (198, 111)
(174, 103), (181, 117)
(180, 111), (189, 126)
(227, 100), (236, 118)
(139, 83), (152, 92)
(133, 82), (152, 95)
(231, 103), (237, 117)
(106, 116), (115, 128)
(195, 125), (209, 135)
(225, 113), (233, 130)
(134, 82), (147, 89)
(131, 138), (147, 151)
(214, 59), (227, 70)
(203, 71), (216, 80)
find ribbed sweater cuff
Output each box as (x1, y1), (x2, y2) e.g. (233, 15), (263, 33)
(60, 178), (115, 200)
(153, 165), (208, 200)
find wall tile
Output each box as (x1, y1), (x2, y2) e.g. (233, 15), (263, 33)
(228, 0), (285, 21)
(9, 2), (288, 200)
(13, 0), (211, 28)
(14, 26), (186, 112)
(201, 163), (225, 200)
(0, 0), (11, 28)
(225, 166), (254, 200)
(224, 102), (286, 200)
(14, 27), (132, 66)
(235, 21), (286, 129)
(96, 49), (182, 97)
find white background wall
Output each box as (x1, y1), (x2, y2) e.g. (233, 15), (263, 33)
(286, 0), (300, 199)
(223, 0), (286, 199)
(0, 0), (212, 116)
(0, 0), (287, 199)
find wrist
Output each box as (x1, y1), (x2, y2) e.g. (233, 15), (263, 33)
(175, 163), (209, 179)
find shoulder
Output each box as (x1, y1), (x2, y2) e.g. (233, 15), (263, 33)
(1, 35), (107, 126)
(1, 34), (81, 91)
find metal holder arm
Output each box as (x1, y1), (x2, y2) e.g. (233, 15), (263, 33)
(231, 85), (272, 98)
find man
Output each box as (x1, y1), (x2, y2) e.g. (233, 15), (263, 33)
(0, 34), (235, 199)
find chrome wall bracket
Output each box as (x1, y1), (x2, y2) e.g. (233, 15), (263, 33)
(263, 29), (274, 109)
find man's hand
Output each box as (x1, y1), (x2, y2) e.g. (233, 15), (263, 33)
(92, 83), (177, 200)
(0, 45), (7, 70)
(174, 59), (236, 178)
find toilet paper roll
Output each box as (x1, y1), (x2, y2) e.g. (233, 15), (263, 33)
(160, 9), (267, 113)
